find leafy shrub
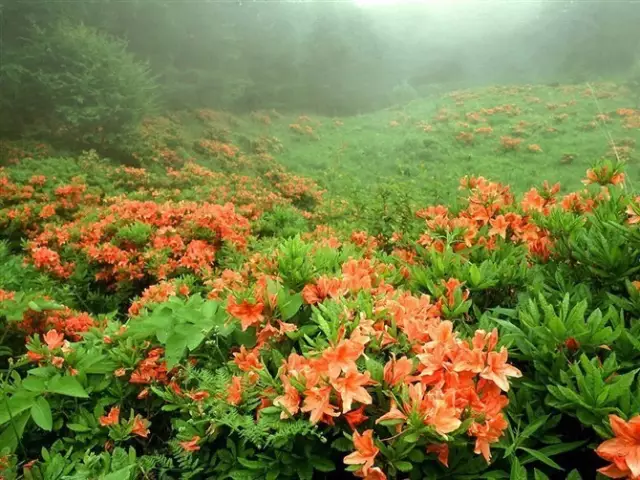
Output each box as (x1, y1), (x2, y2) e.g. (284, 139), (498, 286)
(0, 21), (157, 159)
(2, 146), (640, 479)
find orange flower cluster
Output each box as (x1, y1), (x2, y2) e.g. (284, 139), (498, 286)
(0, 173), (99, 234)
(417, 176), (552, 259)
(0, 291), (97, 340)
(264, 169), (325, 205)
(583, 165), (625, 187)
(527, 144), (543, 153)
(198, 139), (239, 159)
(465, 112), (485, 123)
(617, 108), (637, 117)
(289, 123), (317, 138)
(456, 132), (474, 145)
(128, 280), (190, 316)
(480, 104), (520, 116)
(129, 348), (170, 386)
(520, 182), (560, 215)
(475, 126), (493, 135)
(261, 284), (519, 477)
(500, 136), (522, 151)
(27, 200), (251, 285)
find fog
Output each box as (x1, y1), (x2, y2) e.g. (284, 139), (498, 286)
(3, 0), (640, 116)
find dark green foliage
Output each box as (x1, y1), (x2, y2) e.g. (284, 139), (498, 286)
(255, 207), (310, 239)
(0, 21), (157, 159)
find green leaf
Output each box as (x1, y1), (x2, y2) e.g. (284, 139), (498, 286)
(365, 356), (385, 383)
(509, 457), (527, 480)
(28, 300), (42, 312)
(519, 447), (563, 471)
(535, 441), (586, 458)
(164, 333), (188, 369)
(331, 437), (353, 452)
(30, 397), (53, 431)
(395, 461), (413, 472)
(0, 410), (30, 452)
(67, 423), (92, 432)
(279, 292), (303, 320)
(469, 264), (482, 286)
(47, 375), (89, 398)
(533, 469), (549, 480)
(566, 469), (582, 480)
(22, 375), (47, 393)
(0, 393), (37, 426)
(102, 466), (135, 480)
(310, 457), (335, 472)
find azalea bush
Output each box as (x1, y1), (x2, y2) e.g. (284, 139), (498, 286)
(1, 134), (640, 480)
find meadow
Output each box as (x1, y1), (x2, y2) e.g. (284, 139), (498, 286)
(0, 81), (640, 480)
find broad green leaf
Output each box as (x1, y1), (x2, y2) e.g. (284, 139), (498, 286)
(310, 457), (335, 472)
(0, 393), (37, 425)
(279, 292), (303, 320)
(103, 465), (135, 480)
(30, 396), (53, 431)
(67, 423), (92, 432)
(0, 410), (30, 452)
(22, 375), (47, 393)
(165, 333), (188, 369)
(395, 461), (413, 472)
(47, 375), (89, 398)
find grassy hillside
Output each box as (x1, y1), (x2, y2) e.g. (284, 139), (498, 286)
(246, 82), (639, 203)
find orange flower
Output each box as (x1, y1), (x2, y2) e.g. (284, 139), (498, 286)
(344, 429), (379, 475)
(383, 356), (413, 386)
(187, 391), (210, 402)
(375, 400), (407, 426)
(331, 371), (374, 413)
(469, 414), (509, 462)
(114, 368), (127, 377)
(233, 345), (262, 372)
(137, 388), (149, 400)
(43, 329), (64, 350)
(355, 467), (387, 480)
(273, 375), (301, 419)
(426, 390), (461, 436)
(426, 443), (449, 467)
(131, 415), (150, 438)
(227, 296), (264, 331)
(227, 376), (243, 405)
(323, 339), (364, 378)
(99, 406), (120, 427)
(344, 405), (369, 430)
(301, 386), (339, 425)
(527, 144), (543, 153)
(26, 351), (44, 363)
(596, 415), (640, 478)
(480, 346), (522, 392)
(179, 435), (201, 452)
(488, 215), (509, 239)
(51, 356), (64, 368)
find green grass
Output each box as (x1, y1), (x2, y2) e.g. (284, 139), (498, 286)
(235, 81), (639, 204)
